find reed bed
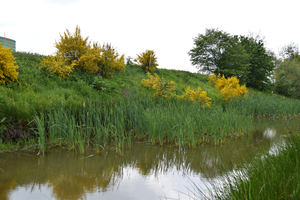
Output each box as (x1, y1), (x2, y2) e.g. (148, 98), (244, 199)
(33, 91), (253, 154)
(227, 92), (300, 117)
(203, 132), (300, 200)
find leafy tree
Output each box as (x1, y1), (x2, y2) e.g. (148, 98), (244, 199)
(134, 50), (158, 72)
(189, 28), (250, 83)
(238, 35), (275, 90)
(279, 43), (300, 61)
(275, 58), (300, 99)
(217, 37), (250, 84)
(274, 44), (300, 98)
(0, 43), (19, 84)
(189, 29), (276, 90)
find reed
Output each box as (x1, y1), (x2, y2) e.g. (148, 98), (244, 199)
(29, 91), (252, 153)
(202, 133), (300, 199)
(227, 92), (300, 117)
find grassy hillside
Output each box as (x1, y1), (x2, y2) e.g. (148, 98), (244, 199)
(0, 51), (221, 122)
(1, 52), (300, 153)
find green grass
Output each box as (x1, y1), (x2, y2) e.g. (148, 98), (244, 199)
(0, 52), (298, 153)
(204, 132), (300, 199)
(227, 91), (300, 117)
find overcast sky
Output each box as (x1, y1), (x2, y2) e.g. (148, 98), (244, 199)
(1, 0), (299, 73)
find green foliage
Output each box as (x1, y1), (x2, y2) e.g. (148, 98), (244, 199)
(238, 35), (275, 90)
(275, 58), (300, 98)
(217, 37), (250, 84)
(189, 29), (275, 88)
(211, 134), (300, 199)
(91, 76), (115, 93)
(0, 43), (19, 84)
(0, 117), (6, 135)
(134, 50), (158, 72)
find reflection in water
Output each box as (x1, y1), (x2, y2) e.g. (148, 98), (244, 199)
(0, 118), (299, 200)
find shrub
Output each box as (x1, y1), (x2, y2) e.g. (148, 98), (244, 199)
(78, 43), (125, 77)
(134, 50), (158, 72)
(54, 25), (89, 64)
(0, 43), (19, 84)
(40, 53), (75, 79)
(181, 86), (211, 107)
(141, 73), (176, 98)
(209, 74), (248, 101)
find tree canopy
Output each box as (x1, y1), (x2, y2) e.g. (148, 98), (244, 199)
(189, 28), (275, 90)
(274, 44), (300, 98)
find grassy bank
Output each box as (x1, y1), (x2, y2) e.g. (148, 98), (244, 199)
(201, 132), (300, 199)
(0, 52), (299, 153)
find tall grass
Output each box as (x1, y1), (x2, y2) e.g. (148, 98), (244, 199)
(200, 133), (300, 199)
(32, 91), (253, 154)
(227, 92), (300, 117)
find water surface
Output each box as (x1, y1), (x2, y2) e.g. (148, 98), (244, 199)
(0, 118), (298, 200)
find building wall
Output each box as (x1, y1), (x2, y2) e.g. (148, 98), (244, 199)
(0, 36), (16, 51)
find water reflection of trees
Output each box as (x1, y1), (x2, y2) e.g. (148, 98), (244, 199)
(0, 118), (297, 200)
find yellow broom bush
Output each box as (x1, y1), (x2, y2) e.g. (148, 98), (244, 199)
(181, 86), (211, 107)
(40, 53), (75, 79)
(135, 50), (158, 72)
(209, 74), (248, 101)
(142, 73), (176, 98)
(0, 43), (19, 84)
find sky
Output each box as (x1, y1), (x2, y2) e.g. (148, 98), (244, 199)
(1, 0), (299, 73)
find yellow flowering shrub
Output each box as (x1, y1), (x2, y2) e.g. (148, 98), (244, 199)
(134, 50), (158, 72)
(40, 53), (75, 79)
(208, 73), (221, 87)
(142, 73), (176, 98)
(78, 43), (125, 77)
(209, 74), (248, 101)
(0, 43), (19, 84)
(54, 25), (89, 64)
(181, 86), (211, 107)
(44, 25), (125, 78)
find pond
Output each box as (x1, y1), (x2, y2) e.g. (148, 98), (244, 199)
(0, 118), (299, 200)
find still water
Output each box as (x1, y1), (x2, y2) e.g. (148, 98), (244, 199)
(0, 118), (299, 200)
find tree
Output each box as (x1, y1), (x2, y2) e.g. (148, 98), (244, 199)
(189, 29), (275, 89)
(274, 58), (300, 98)
(0, 43), (19, 84)
(188, 28), (250, 83)
(238, 35), (275, 90)
(279, 43), (300, 61)
(274, 44), (300, 98)
(135, 50), (158, 72)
